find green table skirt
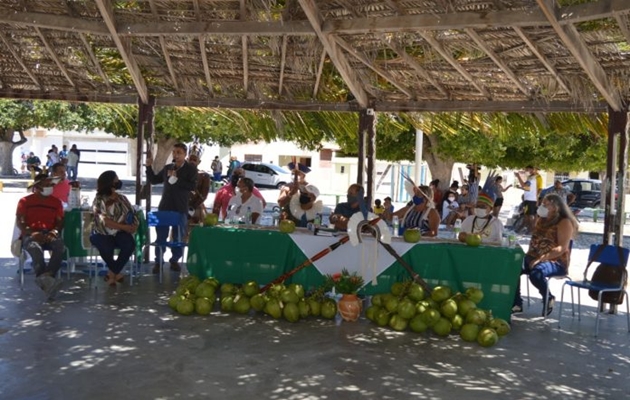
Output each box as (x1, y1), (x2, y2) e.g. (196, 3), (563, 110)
(187, 226), (523, 320)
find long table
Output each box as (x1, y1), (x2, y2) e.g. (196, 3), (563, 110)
(187, 226), (524, 321)
(63, 209), (148, 261)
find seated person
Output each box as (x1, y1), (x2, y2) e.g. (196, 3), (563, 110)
(16, 173), (65, 299)
(458, 192), (503, 244)
(26, 152), (42, 173)
(456, 184), (475, 218)
(512, 193), (578, 316)
(390, 185), (440, 237)
(280, 184), (323, 228)
(50, 162), (70, 206)
(383, 197), (394, 213)
(441, 190), (460, 226)
(329, 184), (364, 231)
(212, 168), (266, 221)
(226, 177), (264, 224)
(278, 162), (310, 208)
(90, 171), (139, 287)
(373, 199), (385, 215)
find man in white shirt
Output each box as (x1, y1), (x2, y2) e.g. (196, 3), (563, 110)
(458, 192), (503, 244)
(514, 165), (538, 233)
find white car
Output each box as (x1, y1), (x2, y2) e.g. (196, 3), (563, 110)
(241, 162), (292, 189)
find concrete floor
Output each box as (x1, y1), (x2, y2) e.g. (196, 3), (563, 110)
(1, 261), (629, 400)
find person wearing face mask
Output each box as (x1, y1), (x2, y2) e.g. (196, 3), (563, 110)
(512, 193), (578, 316)
(90, 171), (139, 286)
(226, 177), (264, 224)
(329, 184), (365, 231)
(388, 185), (440, 237)
(458, 192), (503, 244)
(145, 143), (198, 273)
(50, 162), (70, 206)
(15, 173), (65, 300)
(278, 162), (310, 208)
(441, 190), (460, 226)
(212, 167), (267, 221)
(280, 184), (323, 227)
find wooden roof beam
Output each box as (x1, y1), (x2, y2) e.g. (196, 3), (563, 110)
(0, 33), (41, 88)
(536, 0), (623, 111)
(279, 35), (288, 96)
(614, 13), (630, 46)
(513, 27), (572, 96)
(312, 48), (326, 98)
(334, 36), (413, 98)
(94, 0), (148, 104)
(298, 0), (369, 107)
(191, 0), (212, 95)
(34, 27), (75, 88)
(78, 34), (112, 92)
(418, 32), (491, 100)
(383, 39), (449, 99)
(465, 28), (530, 96)
(148, 0), (179, 91)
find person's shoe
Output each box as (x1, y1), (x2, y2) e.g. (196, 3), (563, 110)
(35, 275), (50, 291)
(511, 305), (523, 314)
(170, 262), (181, 272)
(46, 278), (63, 300)
(544, 297), (555, 317)
(152, 263), (161, 275)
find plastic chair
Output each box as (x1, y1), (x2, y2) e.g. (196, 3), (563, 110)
(144, 211), (188, 283)
(558, 244), (630, 336)
(526, 240), (573, 319)
(17, 242), (70, 290)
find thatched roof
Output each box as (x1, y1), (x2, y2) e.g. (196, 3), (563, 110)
(0, 0), (628, 113)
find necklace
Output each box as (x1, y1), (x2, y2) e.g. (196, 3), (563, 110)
(472, 216), (492, 234)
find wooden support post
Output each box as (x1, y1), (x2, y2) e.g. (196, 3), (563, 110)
(366, 109), (376, 207)
(356, 110), (366, 186)
(604, 109), (627, 244)
(614, 111), (629, 247)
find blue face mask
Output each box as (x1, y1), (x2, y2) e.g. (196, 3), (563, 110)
(412, 195), (424, 205)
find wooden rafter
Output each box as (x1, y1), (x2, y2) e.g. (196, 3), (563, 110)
(279, 35), (288, 96)
(192, 0), (212, 95)
(34, 27), (75, 88)
(94, 0), (148, 104)
(614, 13), (630, 46)
(312, 48), (327, 98)
(148, 0), (179, 91)
(382, 39), (449, 99)
(418, 31), (491, 100)
(513, 27), (572, 96)
(536, 0), (623, 111)
(241, 0), (248, 94)
(0, 33), (40, 88)
(79, 34), (112, 92)
(298, 0), (368, 107)
(334, 36), (413, 98)
(383, 0), (404, 15)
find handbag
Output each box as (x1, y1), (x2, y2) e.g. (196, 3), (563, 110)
(588, 245), (627, 305)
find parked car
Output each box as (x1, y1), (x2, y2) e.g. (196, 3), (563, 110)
(539, 179), (605, 208)
(241, 162), (292, 189)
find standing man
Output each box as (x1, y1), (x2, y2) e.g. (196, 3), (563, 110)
(69, 144), (81, 180)
(59, 145), (68, 164)
(187, 151), (211, 226)
(16, 173), (65, 300)
(211, 156), (223, 183)
(514, 165), (539, 233)
(145, 143), (198, 273)
(549, 180), (576, 205)
(226, 156), (241, 179)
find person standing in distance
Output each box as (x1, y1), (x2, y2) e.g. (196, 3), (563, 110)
(145, 143), (198, 273)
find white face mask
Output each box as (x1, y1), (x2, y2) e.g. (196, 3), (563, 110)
(448, 196), (456, 201)
(168, 176), (178, 185)
(474, 208), (488, 218)
(537, 205), (549, 218)
(41, 187), (53, 197)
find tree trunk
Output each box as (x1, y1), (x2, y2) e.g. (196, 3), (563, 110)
(422, 133), (454, 193)
(0, 128), (27, 176)
(150, 136), (178, 172)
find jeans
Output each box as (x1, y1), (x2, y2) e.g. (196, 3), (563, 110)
(213, 172), (222, 182)
(514, 255), (567, 307)
(67, 165), (77, 181)
(155, 212), (187, 263)
(22, 236), (65, 277)
(90, 232), (136, 274)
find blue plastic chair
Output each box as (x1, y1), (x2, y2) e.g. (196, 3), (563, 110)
(145, 211), (187, 283)
(558, 244), (630, 336)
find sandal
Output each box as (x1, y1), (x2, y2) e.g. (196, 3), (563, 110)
(115, 274), (124, 283)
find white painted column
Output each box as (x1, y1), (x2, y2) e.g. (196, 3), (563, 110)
(415, 129), (423, 184)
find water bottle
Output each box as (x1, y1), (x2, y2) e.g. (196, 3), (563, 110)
(245, 206), (252, 225)
(453, 220), (461, 239)
(392, 216), (400, 237)
(314, 213), (322, 226)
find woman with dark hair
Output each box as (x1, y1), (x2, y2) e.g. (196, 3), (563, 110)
(226, 177), (263, 224)
(512, 193), (579, 316)
(389, 185), (440, 237)
(90, 170), (139, 286)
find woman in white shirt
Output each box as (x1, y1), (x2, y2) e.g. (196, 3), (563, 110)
(458, 192), (503, 244)
(226, 177), (264, 224)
